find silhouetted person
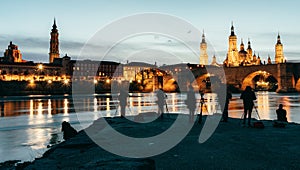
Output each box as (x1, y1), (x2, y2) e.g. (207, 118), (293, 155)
(198, 92), (205, 124)
(156, 89), (166, 118)
(217, 84), (232, 122)
(61, 121), (78, 140)
(276, 104), (287, 122)
(118, 89), (129, 118)
(186, 85), (196, 122)
(240, 86), (256, 126)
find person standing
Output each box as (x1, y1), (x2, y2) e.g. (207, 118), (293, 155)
(240, 86), (256, 126)
(186, 85), (196, 123)
(118, 89), (129, 118)
(156, 89), (166, 118)
(217, 85), (232, 122)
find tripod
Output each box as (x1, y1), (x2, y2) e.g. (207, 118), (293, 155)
(239, 105), (260, 125)
(114, 102), (133, 117)
(165, 94), (169, 113)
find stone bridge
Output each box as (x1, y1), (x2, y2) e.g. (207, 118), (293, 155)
(190, 63), (300, 92)
(164, 63), (300, 92)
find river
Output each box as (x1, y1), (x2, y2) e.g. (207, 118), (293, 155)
(0, 91), (299, 162)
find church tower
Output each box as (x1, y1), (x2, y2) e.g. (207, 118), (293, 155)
(227, 23), (239, 66)
(238, 39), (247, 65)
(275, 33), (284, 64)
(49, 18), (60, 63)
(199, 30), (208, 65)
(211, 54), (219, 66)
(246, 39), (253, 62)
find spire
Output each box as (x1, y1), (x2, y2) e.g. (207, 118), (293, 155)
(240, 38), (245, 51)
(267, 54), (272, 64)
(211, 54), (218, 66)
(52, 18), (58, 32)
(277, 32), (281, 44)
(231, 21), (235, 36)
(201, 30), (206, 43)
(247, 38), (251, 49)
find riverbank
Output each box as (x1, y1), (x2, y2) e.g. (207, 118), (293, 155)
(4, 114), (300, 170)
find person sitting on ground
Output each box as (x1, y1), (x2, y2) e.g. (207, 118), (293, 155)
(61, 121), (78, 140)
(276, 104), (287, 122)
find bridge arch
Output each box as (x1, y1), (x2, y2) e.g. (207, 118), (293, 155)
(194, 74), (224, 92)
(241, 70), (278, 91)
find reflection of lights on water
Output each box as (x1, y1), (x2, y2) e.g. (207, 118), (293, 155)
(257, 91), (270, 120)
(171, 93), (176, 112)
(94, 98), (97, 112)
(37, 101), (43, 116)
(64, 99), (68, 115)
(47, 99), (52, 117)
(30, 99), (34, 116)
(106, 98), (110, 112)
(138, 95), (142, 113)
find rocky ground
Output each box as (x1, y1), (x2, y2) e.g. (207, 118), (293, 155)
(2, 113), (300, 170)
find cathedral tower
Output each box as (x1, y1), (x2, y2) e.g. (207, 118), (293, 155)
(275, 33), (284, 64)
(49, 18), (60, 63)
(227, 23), (239, 66)
(199, 31), (208, 65)
(238, 39), (247, 64)
(246, 39), (253, 62)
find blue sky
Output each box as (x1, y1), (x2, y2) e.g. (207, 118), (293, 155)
(0, 0), (300, 64)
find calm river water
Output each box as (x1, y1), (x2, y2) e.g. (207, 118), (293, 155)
(0, 92), (299, 162)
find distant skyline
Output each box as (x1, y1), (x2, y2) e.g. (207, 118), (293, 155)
(1, 0), (300, 64)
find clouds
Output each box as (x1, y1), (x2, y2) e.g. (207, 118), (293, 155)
(0, 29), (299, 65)
(0, 35), (85, 62)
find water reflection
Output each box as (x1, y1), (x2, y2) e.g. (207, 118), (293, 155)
(0, 93), (299, 122)
(257, 92), (270, 120)
(0, 92), (300, 163)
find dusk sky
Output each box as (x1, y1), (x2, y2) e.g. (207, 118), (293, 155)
(0, 0), (300, 64)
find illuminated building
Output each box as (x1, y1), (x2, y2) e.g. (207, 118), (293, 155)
(72, 60), (122, 81)
(224, 23), (284, 67)
(1, 41), (23, 63)
(49, 18), (60, 63)
(275, 33), (285, 64)
(199, 31), (208, 65)
(123, 62), (155, 82)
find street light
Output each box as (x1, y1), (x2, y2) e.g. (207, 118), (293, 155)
(38, 64), (43, 70)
